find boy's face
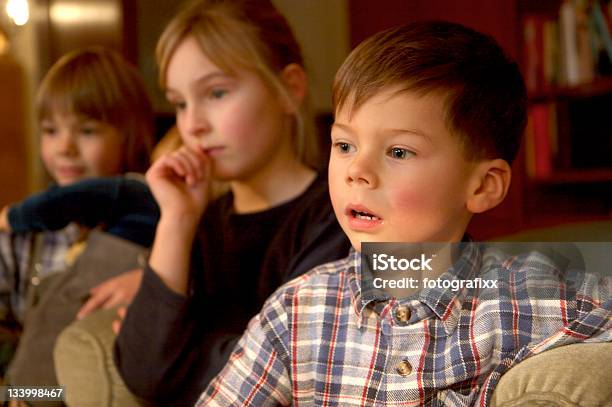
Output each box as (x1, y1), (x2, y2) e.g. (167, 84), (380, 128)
(329, 88), (478, 251)
(40, 112), (123, 186)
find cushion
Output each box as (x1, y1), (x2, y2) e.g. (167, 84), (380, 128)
(491, 342), (612, 406)
(53, 307), (141, 407)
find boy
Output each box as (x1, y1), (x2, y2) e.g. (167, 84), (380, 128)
(198, 21), (611, 406)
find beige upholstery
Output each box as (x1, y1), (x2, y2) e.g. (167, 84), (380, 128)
(491, 342), (612, 406)
(55, 313), (612, 406)
(53, 308), (141, 407)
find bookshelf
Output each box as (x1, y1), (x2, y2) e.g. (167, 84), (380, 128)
(520, 0), (612, 231)
(348, 0), (612, 239)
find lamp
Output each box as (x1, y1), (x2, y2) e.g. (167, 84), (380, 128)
(0, 0), (30, 55)
(5, 0), (29, 26)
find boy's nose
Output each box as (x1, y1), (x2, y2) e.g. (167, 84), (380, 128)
(346, 154), (378, 188)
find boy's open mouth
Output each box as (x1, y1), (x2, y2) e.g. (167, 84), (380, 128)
(351, 209), (381, 221)
(346, 205), (382, 222)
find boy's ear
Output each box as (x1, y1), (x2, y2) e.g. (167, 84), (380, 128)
(280, 63), (307, 114)
(466, 159), (512, 214)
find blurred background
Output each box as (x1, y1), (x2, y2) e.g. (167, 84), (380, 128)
(1, 0), (611, 239)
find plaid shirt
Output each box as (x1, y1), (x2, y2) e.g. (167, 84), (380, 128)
(199, 244), (611, 406)
(0, 224), (81, 323)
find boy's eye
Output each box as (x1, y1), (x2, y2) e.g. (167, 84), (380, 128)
(333, 142), (355, 154)
(388, 147), (415, 160)
(209, 88), (228, 99)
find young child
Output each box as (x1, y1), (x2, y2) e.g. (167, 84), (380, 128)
(113, 0), (350, 405)
(0, 47), (154, 376)
(0, 127), (182, 315)
(199, 21), (611, 406)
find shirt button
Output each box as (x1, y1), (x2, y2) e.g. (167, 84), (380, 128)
(395, 305), (411, 323)
(396, 360), (412, 376)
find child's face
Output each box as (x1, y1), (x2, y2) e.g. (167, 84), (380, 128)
(329, 88), (479, 251)
(40, 112), (123, 186)
(165, 35), (294, 181)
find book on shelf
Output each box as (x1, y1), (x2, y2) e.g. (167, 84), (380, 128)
(525, 103), (559, 180)
(523, 0), (612, 93)
(543, 20), (561, 89)
(523, 15), (542, 92)
(592, 0), (612, 74)
(523, 14), (559, 92)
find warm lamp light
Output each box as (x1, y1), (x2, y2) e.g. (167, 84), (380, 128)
(6, 0), (29, 26)
(0, 31), (8, 54)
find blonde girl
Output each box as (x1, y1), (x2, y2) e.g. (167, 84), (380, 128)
(114, 0), (349, 405)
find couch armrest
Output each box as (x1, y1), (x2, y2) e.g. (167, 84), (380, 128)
(53, 308), (142, 407)
(491, 342), (612, 406)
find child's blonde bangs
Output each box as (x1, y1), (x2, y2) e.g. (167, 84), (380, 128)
(157, 4), (266, 87)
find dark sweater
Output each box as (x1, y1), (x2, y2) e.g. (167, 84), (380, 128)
(7, 176), (159, 247)
(114, 172), (351, 406)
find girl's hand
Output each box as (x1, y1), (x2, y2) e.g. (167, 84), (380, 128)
(76, 269), (143, 319)
(146, 145), (210, 295)
(146, 145), (211, 222)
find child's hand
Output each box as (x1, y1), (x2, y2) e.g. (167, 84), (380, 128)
(146, 145), (211, 223)
(76, 269), (143, 319)
(0, 205), (11, 232)
(112, 306), (127, 335)
(146, 145), (211, 295)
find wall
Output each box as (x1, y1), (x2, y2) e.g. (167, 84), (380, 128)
(349, 0), (518, 57)
(0, 54), (29, 204)
(1, 0), (43, 197)
(135, 0), (182, 113)
(274, 0), (350, 113)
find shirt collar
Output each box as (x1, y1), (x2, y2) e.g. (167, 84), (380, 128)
(347, 248), (385, 326)
(347, 239), (482, 334)
(347, 248), (370, 321)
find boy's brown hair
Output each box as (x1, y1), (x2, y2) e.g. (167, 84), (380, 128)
(36, 47), (155, 173)
(332, 21), (527, 164)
